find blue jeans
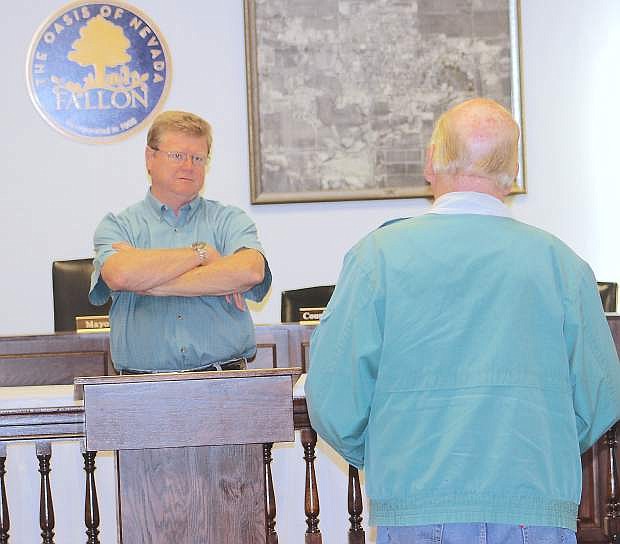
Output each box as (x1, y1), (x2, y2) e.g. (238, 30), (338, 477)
(377, 523), (577, 544)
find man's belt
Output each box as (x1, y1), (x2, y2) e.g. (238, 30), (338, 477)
(199, 358), (247, 372)
(119, 357), (248, 375)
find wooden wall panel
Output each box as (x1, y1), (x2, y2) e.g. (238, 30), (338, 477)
(0, 332), (111, 386)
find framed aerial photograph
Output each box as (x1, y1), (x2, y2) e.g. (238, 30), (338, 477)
(244, 0), (525, 204)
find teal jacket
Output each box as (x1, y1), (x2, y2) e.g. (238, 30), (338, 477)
(305, 214), (620, 530)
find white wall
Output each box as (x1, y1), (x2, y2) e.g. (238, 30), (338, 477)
(1, 1), (619, 542)
(3, 1), (617, 337)
(512, 1), (620, 280)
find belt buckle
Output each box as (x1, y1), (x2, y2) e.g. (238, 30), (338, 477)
(201, 357), (247, 372)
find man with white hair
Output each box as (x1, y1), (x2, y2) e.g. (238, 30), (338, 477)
(305, 98), (620, 543)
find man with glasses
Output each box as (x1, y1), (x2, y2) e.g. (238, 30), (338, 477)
(89, 110), (271, 374)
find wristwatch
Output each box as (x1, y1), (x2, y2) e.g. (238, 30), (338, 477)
(192, 242), (209, 265)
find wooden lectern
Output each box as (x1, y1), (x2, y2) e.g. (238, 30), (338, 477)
(75, 368), (301, 544)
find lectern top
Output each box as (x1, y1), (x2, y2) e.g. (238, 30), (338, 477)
(77, 367), (301, 450)
(73, 367), (302, 399)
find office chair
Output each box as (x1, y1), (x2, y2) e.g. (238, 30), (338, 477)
(52, 258), (111, 332)
(281, 285), (335, 323)
(597, 282), (617, 312)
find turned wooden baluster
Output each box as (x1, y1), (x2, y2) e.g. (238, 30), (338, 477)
(36, 441), (55, 544)
(263, 442), (278, 544)
(348, 465), (365, 543)
(301, 427), (322, 544)
(0, 443), (9, 544)
(604, 423), (619, 543)
(82, 444), (100, 544)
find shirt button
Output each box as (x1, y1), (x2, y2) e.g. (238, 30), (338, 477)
(180, 347), (186, 353)
(173, 228), (178, 232)
(177, 314), (183, 320)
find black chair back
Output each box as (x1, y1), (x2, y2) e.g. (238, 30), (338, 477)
(281, 285), (335, 323)
(52, 258), (111, 332)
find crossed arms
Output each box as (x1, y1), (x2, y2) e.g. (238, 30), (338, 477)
(101, 242), (265, 307)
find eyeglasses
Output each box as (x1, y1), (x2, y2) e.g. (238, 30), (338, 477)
(150, 147), (208, 166)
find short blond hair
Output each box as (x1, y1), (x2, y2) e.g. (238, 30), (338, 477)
(147, 111), (213, 157)
(430, 98), (519, 190)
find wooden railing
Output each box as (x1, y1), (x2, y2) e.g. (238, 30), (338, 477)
(3, 398), (617, 543)
(293, 398), (365, 544)
(0, 396), (366, 544)
(0, 316), (618, 543)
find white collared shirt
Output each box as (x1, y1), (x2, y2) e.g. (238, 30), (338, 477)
(425, 191), (511, 218)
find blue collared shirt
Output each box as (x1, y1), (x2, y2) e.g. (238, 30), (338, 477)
(89, 191), (272, 372)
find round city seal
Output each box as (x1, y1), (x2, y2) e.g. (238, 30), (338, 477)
(27, 1), (171, 143)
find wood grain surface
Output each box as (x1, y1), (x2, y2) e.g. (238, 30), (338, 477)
(118, 444), (265, 544)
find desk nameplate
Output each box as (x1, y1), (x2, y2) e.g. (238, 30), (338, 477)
(75, 315), (110, 333)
